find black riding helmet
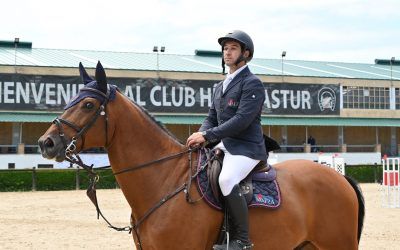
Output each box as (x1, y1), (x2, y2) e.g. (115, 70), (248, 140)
(218, 30), (254, 74)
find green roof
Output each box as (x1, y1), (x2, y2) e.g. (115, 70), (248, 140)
(1, 112), (399, 127)
(1, 47), (400, 80)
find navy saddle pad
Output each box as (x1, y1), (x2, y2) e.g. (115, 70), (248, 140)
(196, 149), (282, 210)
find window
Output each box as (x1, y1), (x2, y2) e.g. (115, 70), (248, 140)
(396, 88), (400, 110)
(343, 86), (390, 109)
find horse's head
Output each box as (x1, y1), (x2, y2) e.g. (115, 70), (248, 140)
(38, 61), (116, 162)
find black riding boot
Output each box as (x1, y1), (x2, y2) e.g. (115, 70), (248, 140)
(213, 185), (253, 250)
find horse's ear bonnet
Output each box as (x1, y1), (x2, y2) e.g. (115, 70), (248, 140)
(64, 61), (117, 110)
(79, 62), (94, 84)
(95, 61), (108, 94)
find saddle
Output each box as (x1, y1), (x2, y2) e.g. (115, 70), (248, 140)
(206, 149), (277, 205)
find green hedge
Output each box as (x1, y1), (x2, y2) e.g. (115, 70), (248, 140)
(0, 165), (384, 192)
(0, 170), (33, 191)
(36, 169), (76, 190)
(0, 168), (118, 192)
(345, 165), (382, 183)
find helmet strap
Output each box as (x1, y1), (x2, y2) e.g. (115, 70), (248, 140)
(234, 53), (246, 66)
(221, 46), (226, 74)
(234, 44), (248, 66)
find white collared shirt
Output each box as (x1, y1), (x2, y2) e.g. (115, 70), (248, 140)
(222, 65), (248, 93)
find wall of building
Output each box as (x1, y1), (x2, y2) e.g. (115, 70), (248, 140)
(307, 126), (339, 152)
(397, 127), (400, 155)
(22, 123), (50, 145)
(344, 126), (377, 152)
(263, 126), (282, 144)
(0, 122), (49, 145)
(0, 122), (12, 144)
(0, 120), (397, 158)
(164, 124), (189, 143)
(379, 127), (393, 155)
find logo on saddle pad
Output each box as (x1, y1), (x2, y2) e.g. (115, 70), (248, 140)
(254, 194), (275, 205)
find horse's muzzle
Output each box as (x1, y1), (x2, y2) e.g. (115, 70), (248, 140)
(38, 134), (66, 162)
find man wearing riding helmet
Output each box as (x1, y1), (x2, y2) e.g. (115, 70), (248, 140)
(186, 30), (266, 250)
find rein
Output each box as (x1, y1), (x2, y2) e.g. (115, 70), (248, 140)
(64, 154), (131, 232)
(55, 86), (205, 250)
(66, 147), (202, 250)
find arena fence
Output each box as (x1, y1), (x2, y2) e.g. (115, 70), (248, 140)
(318, 155), (346, 175)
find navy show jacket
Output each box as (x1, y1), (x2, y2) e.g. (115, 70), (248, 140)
(200, 66), (267, 162)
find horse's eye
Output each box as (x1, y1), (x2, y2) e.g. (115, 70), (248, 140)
(85, 102), (94, 109)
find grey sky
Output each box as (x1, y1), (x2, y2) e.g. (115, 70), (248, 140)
(2, 0), (399, 63)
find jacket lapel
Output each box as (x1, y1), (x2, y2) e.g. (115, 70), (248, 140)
(215, 81), (223, 98)
(222, 66), (250, 96)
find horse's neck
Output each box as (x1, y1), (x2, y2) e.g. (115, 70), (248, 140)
(106, 94), (187, 216)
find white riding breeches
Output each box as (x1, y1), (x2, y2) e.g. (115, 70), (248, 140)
(214, 142), (260, 196)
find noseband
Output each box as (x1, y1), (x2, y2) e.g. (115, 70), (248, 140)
(53, 87), (110, 158)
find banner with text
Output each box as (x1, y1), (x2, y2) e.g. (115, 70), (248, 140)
(0, 74), (340, 115)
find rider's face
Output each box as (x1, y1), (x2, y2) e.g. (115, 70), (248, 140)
(223, 40), (243, 67)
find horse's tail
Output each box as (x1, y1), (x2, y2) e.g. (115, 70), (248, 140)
(344, 175), (365, 243)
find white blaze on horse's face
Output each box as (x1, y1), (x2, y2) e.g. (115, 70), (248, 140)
(38, 61), (109, 162)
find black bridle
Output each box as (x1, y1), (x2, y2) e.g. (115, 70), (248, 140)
(52, 86), (205, 250)
(53, 86), (110, 158)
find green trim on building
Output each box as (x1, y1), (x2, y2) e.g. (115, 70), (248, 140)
(262, 117), (400, 126)
(1, 112), (398, 127)
(156, 115), (205, 124)
(0, 112), (59, 123)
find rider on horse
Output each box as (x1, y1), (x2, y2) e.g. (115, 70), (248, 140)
(186, 30), (267, 250)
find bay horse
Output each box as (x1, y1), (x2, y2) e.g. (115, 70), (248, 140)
(38, 62), (364, 250)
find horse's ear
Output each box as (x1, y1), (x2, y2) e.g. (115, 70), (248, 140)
(95, 61), (107, 94)
(79, 62), (94, 84)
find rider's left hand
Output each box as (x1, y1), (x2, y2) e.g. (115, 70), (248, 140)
(186, 132), (205, 147)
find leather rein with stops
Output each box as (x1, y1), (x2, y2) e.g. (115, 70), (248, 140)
(53, 86), (204, 250)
